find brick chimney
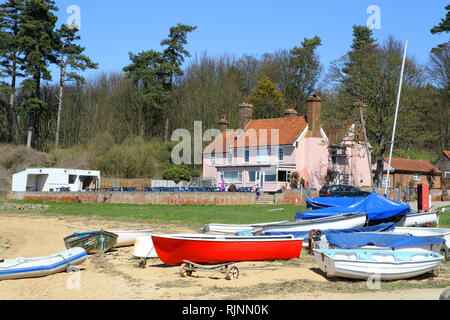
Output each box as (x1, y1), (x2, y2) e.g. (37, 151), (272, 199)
(239, 102), (253, 129)
(306, 94), (322, 138)
(218, 116), (228, 133)
(285, 107), (298, 118)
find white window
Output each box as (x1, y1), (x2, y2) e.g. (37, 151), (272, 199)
(257, 148), (268, 162)
(382, 177), (390, 187)
(210, 153), (215, 166)
(220, 171), (242, 183)
(226, 153), (232, 165)
(244, 148), (250, 163)
(278, 147), (284, 162)
(413, 174), (421, 181)
(445, 172), (450, 178)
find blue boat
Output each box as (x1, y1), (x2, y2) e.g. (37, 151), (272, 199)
(296, 192), (410, 225)
(306, 197), (366, 209)
(324, 230), (445, 253)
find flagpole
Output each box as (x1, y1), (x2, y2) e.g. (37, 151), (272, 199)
(384, 39), (408, 197)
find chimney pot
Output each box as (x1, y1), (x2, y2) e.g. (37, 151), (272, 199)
(285, 107), (298, 118)
(306, 94), (322, 138)
(239, 102), (253, 129)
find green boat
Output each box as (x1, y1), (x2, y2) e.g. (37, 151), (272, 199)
(64, 230), (118, 254)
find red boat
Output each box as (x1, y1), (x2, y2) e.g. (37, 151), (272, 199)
(151, 234), (303, 265)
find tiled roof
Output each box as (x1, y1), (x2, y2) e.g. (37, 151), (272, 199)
(233, 116), (308, 148)
(444, 150), (450, 160)
(385, 157), (442, 174)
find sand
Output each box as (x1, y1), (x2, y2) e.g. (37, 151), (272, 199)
(0, 212), (448, 300)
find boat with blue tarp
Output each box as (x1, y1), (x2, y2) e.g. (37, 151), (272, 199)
(296, 192), (410, 225)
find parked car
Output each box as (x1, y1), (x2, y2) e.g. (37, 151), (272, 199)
(319, 185), (371, 197)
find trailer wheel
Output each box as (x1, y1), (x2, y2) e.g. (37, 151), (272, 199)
(225, 265), (239, 280)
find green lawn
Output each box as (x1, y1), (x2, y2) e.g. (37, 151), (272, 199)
(4, 200), (305, 228)
(4, 200), (450, 229)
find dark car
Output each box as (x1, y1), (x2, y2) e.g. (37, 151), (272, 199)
(319, 185), (371, 197)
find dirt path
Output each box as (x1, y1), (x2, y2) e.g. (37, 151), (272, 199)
(0, 213), (448, 300)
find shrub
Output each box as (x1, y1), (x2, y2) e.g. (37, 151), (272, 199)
(162, 164), (200, 183)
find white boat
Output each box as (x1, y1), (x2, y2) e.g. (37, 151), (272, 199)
(109, 229), (153, 247)
(199, 221), (289, 234)
(133, 235), (158, 258)
(262, 213), (367, 234)
(397, 211), (439, 227)
(314, 232), (444, 254)
(0, 247), (87, 281)
(313, 248), (444, 280)
(391, 227), (450, 245)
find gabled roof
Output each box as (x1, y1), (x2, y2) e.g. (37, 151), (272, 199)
(384, 158), (442, 174)
(233, 116), (308, 148)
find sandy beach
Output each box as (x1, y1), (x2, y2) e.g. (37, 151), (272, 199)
(0, 212), (448, 300)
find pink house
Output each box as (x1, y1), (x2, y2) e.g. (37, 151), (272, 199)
(202, 94), (372, 192)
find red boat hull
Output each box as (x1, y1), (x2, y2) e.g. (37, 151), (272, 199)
(151, 235), (303, 265)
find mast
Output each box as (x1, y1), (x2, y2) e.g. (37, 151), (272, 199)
(384, 39), (408, 197)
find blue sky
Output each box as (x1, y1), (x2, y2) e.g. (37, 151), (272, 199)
(49, 0), (449, 82)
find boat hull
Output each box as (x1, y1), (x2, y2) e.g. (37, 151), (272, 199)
(64, 230), (118, 254)
(151, 234), (303, 264)
(273, 213), (367, 233)
(133, 235), (158, 258)
(0, 247), (87, 281)
(313, 249), (443, 280)
(399, 211), (439, 227)
(200, 221), (289, 234)
(111, 229), (153, 247)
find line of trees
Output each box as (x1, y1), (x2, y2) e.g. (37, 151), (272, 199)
(0, 1), (448, 183)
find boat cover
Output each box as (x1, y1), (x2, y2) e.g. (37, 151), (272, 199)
(296, 192), (410, 221)
(306, 197), (365, 209)
(325, 232), (445, 249)
(260, 222), (395, 240)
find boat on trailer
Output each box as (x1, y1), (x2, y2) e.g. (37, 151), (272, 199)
(151, 234), (302, 265)
(0, 247), (87, 281)
(313, 248), (443, 280)
(133, 235), (158, 258)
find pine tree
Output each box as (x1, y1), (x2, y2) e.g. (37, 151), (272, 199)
(54, 24), (98, 150)
(0, 0), (26, 142)
(284, 36), (322, 115)
(160, 23), (197, 141)
(19, 0), (58, 148)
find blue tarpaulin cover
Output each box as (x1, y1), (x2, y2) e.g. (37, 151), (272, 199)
(306, 197), (365, 209)
(325, 232), (445, 249)
(296, 192), (410, 221)
(260, 222), (395, 240)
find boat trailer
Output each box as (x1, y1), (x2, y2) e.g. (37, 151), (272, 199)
(179, 260), (240, 280)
